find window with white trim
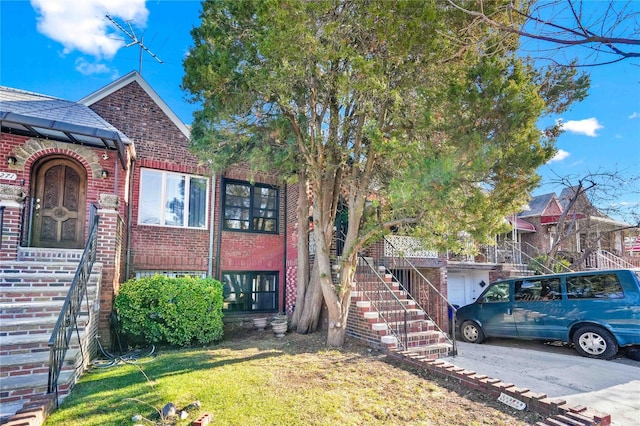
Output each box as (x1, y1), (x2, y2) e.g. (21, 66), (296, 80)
(138, 169), (208, 228)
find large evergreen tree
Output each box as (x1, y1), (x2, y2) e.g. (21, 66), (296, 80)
(182, 0), (588, 346)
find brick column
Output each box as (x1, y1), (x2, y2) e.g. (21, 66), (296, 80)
(95, 193), (123, 347)
(0, 184), (26, 261)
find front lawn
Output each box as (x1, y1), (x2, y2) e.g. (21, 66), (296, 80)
(45, 326), (542, 425)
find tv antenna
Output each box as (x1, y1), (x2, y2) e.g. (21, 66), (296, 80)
(105, 14), (163, 74)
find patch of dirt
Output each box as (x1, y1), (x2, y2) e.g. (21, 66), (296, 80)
(221, 322), (545, 424)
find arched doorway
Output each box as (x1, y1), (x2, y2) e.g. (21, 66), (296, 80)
(31, 157), (87, 249)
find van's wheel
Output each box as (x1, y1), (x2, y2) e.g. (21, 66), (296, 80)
(460, 321), (485, 344)
(572, 326), (618, 360)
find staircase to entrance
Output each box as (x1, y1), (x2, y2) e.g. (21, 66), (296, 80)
(346, 257), (454, 360)
(0, 247), (102, 421)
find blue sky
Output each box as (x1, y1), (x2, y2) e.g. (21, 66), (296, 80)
(1, 0), (638, 220)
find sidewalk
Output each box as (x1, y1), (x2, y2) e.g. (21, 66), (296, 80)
(440, 342), (640, 426)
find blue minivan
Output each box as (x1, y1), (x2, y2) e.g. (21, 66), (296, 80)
(456, 269), (640, 359)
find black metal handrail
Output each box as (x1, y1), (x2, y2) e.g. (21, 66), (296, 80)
(381, 236), (457, 356)
(0, 206), (5, 249)
(47, 204), (99, 401)
(356, 254), (411, 351)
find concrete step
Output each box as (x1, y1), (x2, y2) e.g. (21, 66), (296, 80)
(1, 262), (81, 274)
(0, 301), (68, 317)
(397, 342), (454, 360)
(16, 248), (84, 263)
(0, 284), (98, 307)
(0, 348), (81, 378)
(0, 317), (89, 344)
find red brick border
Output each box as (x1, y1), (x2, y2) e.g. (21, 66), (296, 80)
(386, 350), (611, 426)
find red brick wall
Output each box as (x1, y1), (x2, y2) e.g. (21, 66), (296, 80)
(1, 132), (130, 245)
(87, 82), (212, 278)
(0, 205), (21, 261)
(217, 166), (287, 312)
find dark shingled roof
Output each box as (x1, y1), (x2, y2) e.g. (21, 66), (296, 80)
(0, 86), (130, 168)
(519, 193), (555, 218)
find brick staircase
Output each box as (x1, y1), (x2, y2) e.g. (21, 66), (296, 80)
(347, 266), (453, 359)
(0, 248), (102, 421)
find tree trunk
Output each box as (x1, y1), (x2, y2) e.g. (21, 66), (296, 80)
(295, 261), (324, 333)
(290, 174), (310, 329)
(313, 218), (356, 347)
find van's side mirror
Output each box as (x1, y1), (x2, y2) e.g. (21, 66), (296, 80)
(477, 297), (486, 304)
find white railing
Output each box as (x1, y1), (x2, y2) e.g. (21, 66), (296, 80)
(384, 235), (438, 258)
(586, 250), (636, 270)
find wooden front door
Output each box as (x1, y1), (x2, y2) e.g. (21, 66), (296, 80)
(32, 158), (87, 249)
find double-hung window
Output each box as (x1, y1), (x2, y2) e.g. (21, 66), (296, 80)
(223, 179), (279, 233)
(138, 168), (208, 228)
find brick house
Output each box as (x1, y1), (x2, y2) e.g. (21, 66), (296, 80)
(517, 190), (635, 269)
(78, 72), (293, 317)
(0, 72), (299, 418)
(9, 70), (635, 421)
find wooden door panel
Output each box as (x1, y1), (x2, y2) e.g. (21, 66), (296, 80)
(32, 159), (86, 249)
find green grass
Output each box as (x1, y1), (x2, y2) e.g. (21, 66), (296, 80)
(44, 328), (540, 425)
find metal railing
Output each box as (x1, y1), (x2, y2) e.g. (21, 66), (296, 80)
(381, 238), (457, 355)
(356, 255), (412, 351)
(47, 204), (99, 401)
(0, 206), (4, 249)
(585, 249), (637, 270)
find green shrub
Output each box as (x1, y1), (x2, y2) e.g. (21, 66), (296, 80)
(529, 255), (571, 275)
(114, 275), (224, 346)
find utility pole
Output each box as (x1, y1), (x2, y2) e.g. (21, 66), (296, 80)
(105, 14), (162, 74)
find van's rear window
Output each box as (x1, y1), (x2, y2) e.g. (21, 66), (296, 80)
(566, 273), (624, 299)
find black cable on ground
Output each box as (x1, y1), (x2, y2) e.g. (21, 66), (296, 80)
(92, 336), (156, 368)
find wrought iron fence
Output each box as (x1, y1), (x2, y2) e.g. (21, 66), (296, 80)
(47, 203), (99, 401)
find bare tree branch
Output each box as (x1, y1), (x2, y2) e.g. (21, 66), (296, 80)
(448, 0), (640, 66)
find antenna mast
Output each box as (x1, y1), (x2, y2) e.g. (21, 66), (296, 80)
(105, 14), (163, 74)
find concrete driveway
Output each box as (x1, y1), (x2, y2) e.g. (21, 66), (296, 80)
(440, 339), (640, 426)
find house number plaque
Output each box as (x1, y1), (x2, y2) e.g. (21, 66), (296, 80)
(0, 172), (17, 181)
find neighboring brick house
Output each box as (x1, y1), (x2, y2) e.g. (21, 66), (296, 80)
(79, 71), (294, 318)
(517, 190), (633, 268)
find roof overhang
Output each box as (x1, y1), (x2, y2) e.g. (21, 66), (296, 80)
(540, 213), (587, 225)
(1, 111), (127, 169)
(507, 217), (536, 232)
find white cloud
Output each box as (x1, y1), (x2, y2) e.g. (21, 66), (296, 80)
(75, 57), (111, 75)
(560, 117), (603, 137)
(31, 0), (148, 60)
(629, 112), (639, 119)
(548, 149), (570, 163)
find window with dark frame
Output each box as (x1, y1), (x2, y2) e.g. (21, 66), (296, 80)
(222, 272), (278, 312)
(223, 179), (279, 233)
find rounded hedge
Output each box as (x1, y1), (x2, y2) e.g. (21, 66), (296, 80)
(114, 275), (224, 347)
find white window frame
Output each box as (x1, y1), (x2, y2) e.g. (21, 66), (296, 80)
(138, 168), (209, 229)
